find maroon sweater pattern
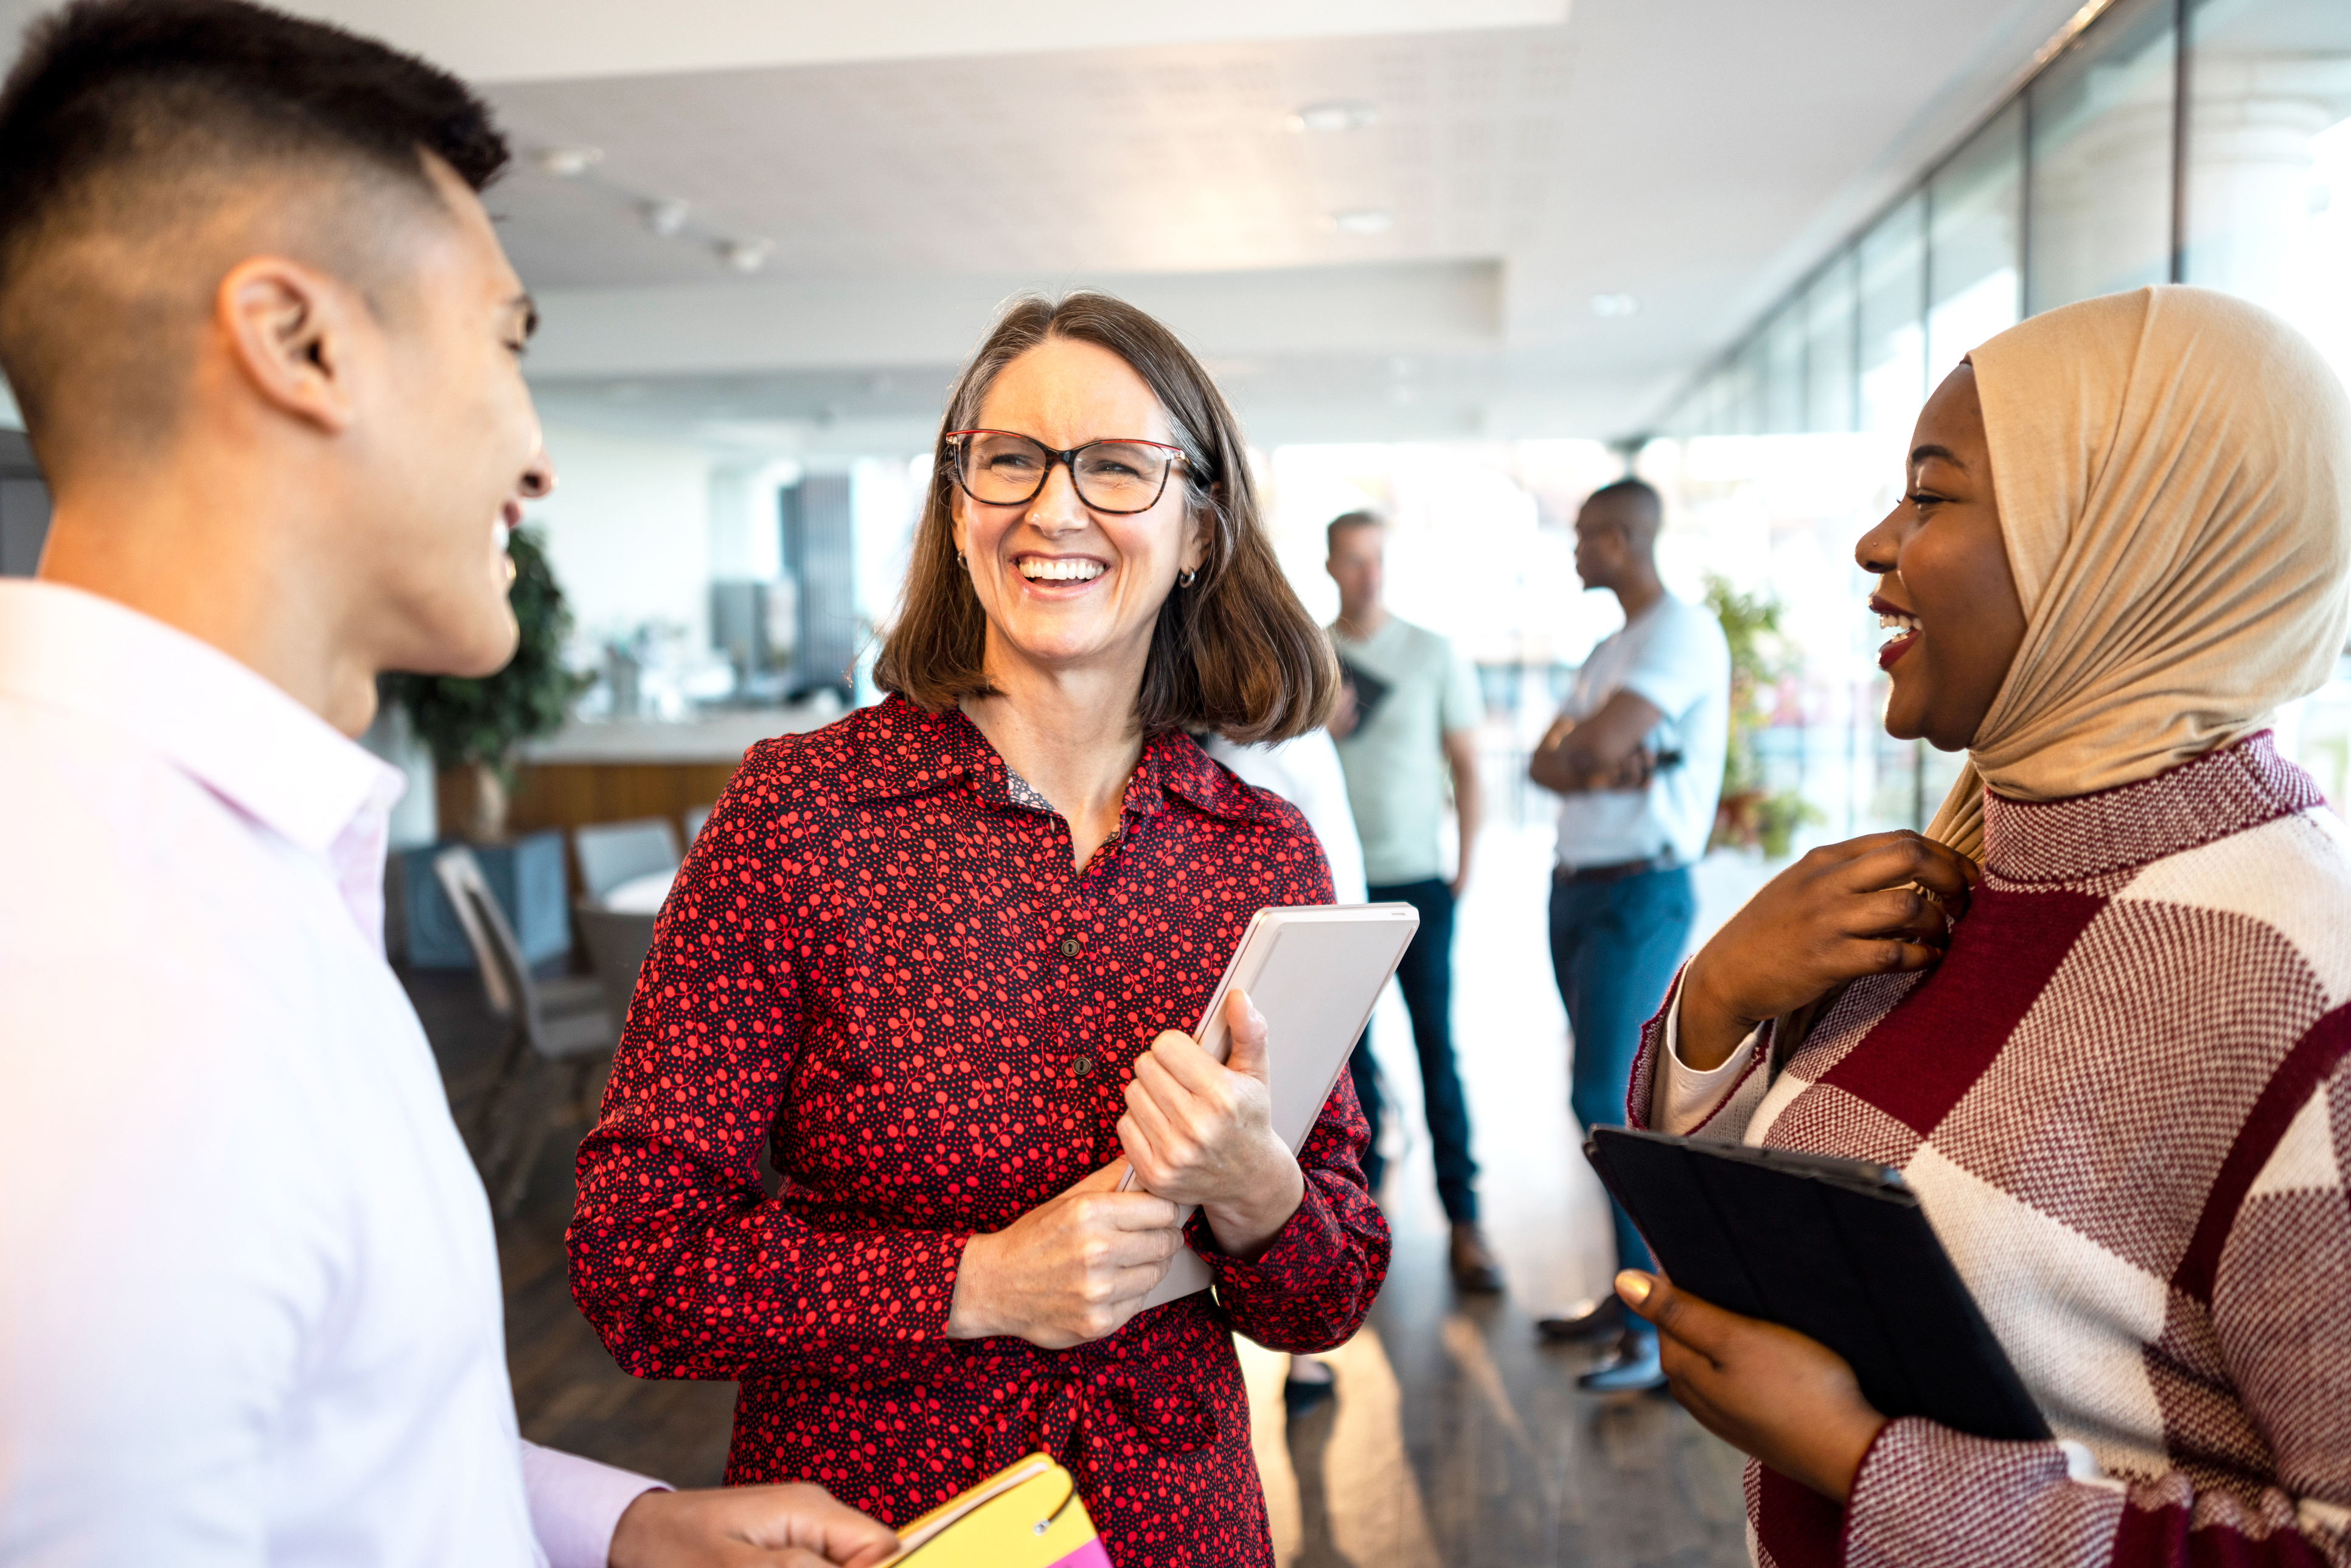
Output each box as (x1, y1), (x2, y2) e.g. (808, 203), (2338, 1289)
(1631, 734), (2351, 1568)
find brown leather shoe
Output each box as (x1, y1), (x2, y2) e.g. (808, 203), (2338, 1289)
(1449, 1221), (1505, 1294)
(1536, 1294), (1626, 1343)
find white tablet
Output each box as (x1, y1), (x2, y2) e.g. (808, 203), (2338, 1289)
(1130, 901), (1420, 1310)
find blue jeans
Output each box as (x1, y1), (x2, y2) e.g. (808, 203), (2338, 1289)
(1550, 865), (1696, 1275)
(1365, 877), (1480, 1223)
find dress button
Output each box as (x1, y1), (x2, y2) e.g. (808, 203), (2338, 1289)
(1072, 1056), (1095, 1076)
(1060, 937), (1081, 958)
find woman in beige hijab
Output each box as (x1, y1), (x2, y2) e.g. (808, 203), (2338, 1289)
(1609, 287), (2351, 1568)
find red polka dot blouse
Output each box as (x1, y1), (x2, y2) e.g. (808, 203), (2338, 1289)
(568, 695), (1391, 1566)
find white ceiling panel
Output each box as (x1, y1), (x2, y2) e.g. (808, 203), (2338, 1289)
(482, 29), (1576, 287)
(0, 0), (2096, 442)
(263, 0), (1570, 84)
(486, 0), (2092, 439)
(524, 260), (1502, 378)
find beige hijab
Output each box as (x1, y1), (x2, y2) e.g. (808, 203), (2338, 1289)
(1924, 286), (2351, 859)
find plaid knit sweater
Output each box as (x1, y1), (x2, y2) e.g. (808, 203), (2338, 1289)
(1629, 733), (2351, 1568)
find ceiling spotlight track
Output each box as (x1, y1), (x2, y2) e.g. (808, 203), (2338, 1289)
(1288, 100), (1378, 133)
(717, 239), (774, 274)
(524, 144), (772, 277)
(529, 145), (603, 178)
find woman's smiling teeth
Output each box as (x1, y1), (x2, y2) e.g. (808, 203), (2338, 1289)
(1875, 605), (1923, 670)
(1019, 557), (1106, 582)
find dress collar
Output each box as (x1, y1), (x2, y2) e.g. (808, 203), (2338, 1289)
(851, 694), (1271, 826)
(1980, 731), (2322, 886)
(0, 580), (403, 855)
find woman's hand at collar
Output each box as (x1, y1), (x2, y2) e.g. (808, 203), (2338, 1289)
(1119, 989), (1306, 1260)
(1616, 1270), (1887, 1502)
(1677, 830), (1979, 1071)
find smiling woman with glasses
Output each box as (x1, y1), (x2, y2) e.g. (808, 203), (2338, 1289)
(569, 291), (1379, 1568)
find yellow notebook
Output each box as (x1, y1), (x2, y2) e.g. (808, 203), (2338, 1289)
(875, 1454), (1110, 1568)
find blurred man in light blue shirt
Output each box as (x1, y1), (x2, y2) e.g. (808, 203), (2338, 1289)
(1527, 478), (1729, 1390)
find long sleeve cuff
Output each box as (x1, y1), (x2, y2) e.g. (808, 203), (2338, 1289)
(1654, 988), (1766, 1135)
(520, 1440), (668, 1568)
(1193, 1173), (1382, 1354)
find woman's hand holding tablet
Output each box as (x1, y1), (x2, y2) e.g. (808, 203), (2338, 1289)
(944, 1162), (1185, 1350)
(1118, 989), (1308, 1261)
(940, 989), (1314, 1347)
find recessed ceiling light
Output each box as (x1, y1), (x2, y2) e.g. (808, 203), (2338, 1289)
(531, 145), (602, 178)
(1590, 292), (1641, 318)
(717, 238), (773, 274)
(641, 198), (689, 237)
(1289, 100), (1378, 133)
(1332, 209), (1393, 235)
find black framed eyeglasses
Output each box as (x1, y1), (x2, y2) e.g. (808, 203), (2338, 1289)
(943, 429), (1186, 515)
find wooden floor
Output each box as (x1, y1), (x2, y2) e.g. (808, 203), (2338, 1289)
(405, 821), (1754, 1566)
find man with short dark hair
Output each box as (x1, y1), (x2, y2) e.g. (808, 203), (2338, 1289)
(0, 4), (896, 1564)
(1527, 477), (1728, 1390)
(1325, 510), (1502, 1293)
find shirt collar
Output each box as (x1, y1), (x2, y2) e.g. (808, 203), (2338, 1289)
(0, 580), (404, 855)
(852, 693), (1272, 826)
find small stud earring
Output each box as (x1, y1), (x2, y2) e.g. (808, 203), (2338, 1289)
(1177, 566), (1200, 589)
(955, 549), (967, 570)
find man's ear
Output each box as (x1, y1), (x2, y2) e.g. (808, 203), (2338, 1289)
(215, 256), (361, 435)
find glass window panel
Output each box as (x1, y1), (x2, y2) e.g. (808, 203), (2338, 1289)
(1704, 369), (1731, 436)
(2183, 0), (2351, 388)
(2027, 0), (2177, 313)
(1690, 371), (1720, 437)
(2186, 0), (2351, 810)
(1859, 193), (1928, 434)
(1726, 336), (1766, 434)
(1693, 378), (1730, 442)
(1928, 100), (2025, 380)
(1660, 387), (1693, 440)
(1763, 302), (1806, 434)
(1805, 251), (1859, 433)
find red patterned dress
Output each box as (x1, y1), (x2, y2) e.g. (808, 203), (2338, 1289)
(568, 695), (1390, 1567)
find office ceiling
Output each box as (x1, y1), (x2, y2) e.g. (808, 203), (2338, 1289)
(0, 0), (2098, 450)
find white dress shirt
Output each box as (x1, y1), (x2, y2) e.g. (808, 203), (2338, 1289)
(1200, 730), (1369, 904)
(0, 580), (658, 1566)
(1550, 593), (1730, 873)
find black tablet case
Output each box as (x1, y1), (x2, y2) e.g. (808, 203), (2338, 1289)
(1584, 1125), (2050, 1443)
(1336, 657), (1393, 730)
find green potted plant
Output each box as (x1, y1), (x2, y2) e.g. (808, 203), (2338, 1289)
(381, 526), (591, 841)
(1704, 573), (1823, 859)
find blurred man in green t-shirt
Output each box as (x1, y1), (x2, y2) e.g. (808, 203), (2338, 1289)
(1326, 512), (1500, 1293)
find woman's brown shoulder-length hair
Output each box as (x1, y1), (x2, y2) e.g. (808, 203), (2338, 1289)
(871, 290), (1339, 745)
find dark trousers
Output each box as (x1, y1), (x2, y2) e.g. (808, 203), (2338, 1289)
(1346, 1033), (1383, 1197)
(1364, 877), (1480, 1223)
(1550, 865), (1696, 1275)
